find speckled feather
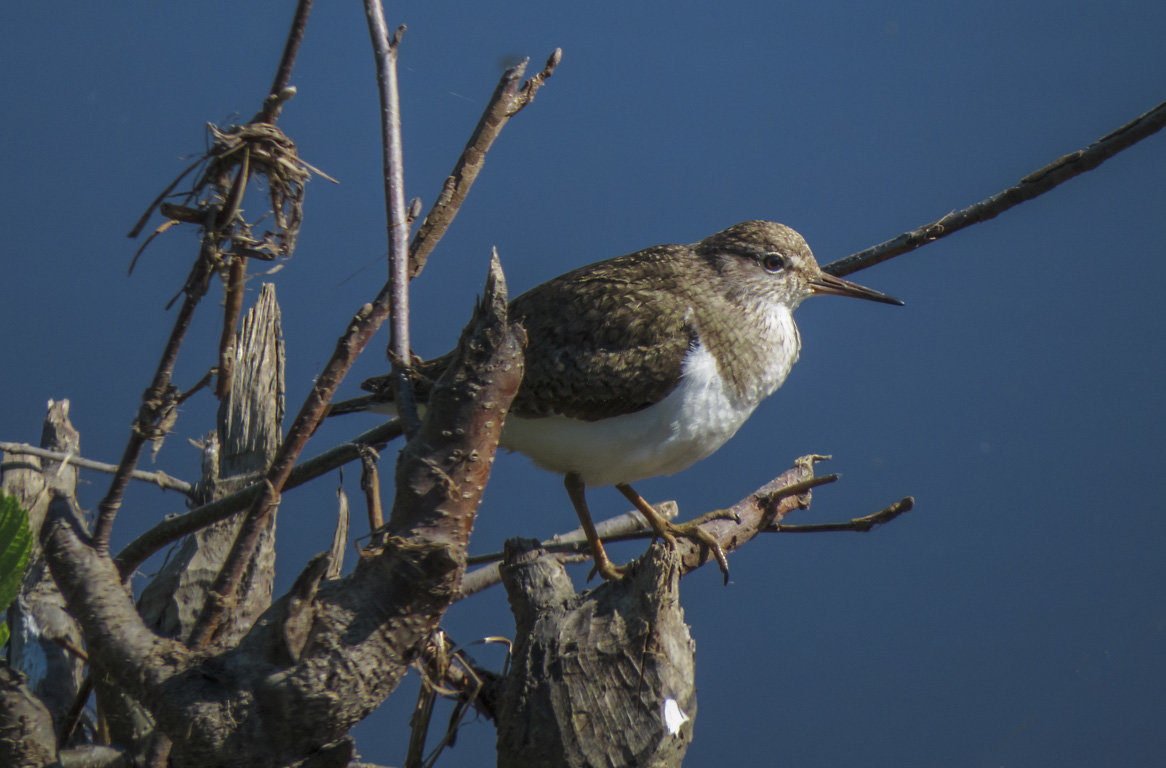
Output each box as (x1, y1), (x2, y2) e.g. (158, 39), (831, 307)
(359, 221), (818, 423)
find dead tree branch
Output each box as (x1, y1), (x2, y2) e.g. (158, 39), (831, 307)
(0, 442), (193, 496)
(364, 6), (420, 436)
(255, 0), (315, 124)
(93, 250), (213, 551)
(114, 420), (403, 579)
(823, 98), (1166, 277)
(408, 49), (561, 279)
(41, 254), (524, 768)
(774, 496), (914, 533)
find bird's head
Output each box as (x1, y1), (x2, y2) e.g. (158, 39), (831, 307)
(696, 220), (903, 309)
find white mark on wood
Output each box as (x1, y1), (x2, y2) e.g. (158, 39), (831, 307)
(663, 698), (689, 736)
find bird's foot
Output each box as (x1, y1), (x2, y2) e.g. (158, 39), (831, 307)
(587, 557), (627, 582)
(655, 517), (731, 585)
(615, 483), (731, 585)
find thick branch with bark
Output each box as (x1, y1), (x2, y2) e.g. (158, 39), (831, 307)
(497, 542), (695, 768)
(39, 256), (524, 768)
(2, 401), (89, 741)
(138, 284), (286, 646)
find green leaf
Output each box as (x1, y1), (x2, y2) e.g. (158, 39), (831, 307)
(0, 493), (33, 647)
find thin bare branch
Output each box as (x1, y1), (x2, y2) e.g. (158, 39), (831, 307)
(458, 501), (678, 598)
(256, 0), (315, 123)
(126, 157), (204, 240)
(464, 502), (678, 567)
(359, 447), (384, 533)
(364, 4), (420, 435)
(94, 250), (214, 551)
(408, 48), (562, 278)
(215, 256), (248, 398)
(773, 496), (915, 533)
(824, 98), (1166, 277)
(114, 419), (403, 579)
(57, 673), (94, 748)
(0, 442), (193, 496)
(457, 463), (848, 597)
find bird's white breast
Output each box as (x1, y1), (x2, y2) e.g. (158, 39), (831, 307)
(500, 305), (801, 487)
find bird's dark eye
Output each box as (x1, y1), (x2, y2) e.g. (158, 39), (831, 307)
(761, 252), (786, 272)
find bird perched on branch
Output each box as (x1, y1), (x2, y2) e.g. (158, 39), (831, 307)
(331, 220), (902, 581)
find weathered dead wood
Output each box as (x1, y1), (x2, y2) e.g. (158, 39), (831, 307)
(497, 541), (695, 768)
(41, 255), (524, 768)
(0, 665), (58, 766)
(481, 458), (839, 767)
(1, 400), (89, 742)
(91, 285), (287, 759)
(407, 50), (561, 280)
(138, 284), (285, 645)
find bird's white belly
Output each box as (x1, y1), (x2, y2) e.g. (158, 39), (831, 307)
(500, 343), (774, 487)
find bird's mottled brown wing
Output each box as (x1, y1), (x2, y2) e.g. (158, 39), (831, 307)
(506, 245), (696, 422)
(357, 245), (698, 422)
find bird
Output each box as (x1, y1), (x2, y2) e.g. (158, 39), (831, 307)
(330, 221), (902, 581)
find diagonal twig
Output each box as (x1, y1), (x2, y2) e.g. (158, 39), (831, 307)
(93, 247), (215, 552)
(773, 496), (914, 533)
(255, 0), (315, 124)
(0, 442), (193, 496)
(113, 419), (403, 579)
(824, 99), (1166, 277)
(408, 49), (562, 279)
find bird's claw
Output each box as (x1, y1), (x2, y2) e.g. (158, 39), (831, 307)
(661, 519), (731, 585)
(587, 558), (627, 582)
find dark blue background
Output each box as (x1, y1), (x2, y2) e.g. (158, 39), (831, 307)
(3, 1), (1164, 765)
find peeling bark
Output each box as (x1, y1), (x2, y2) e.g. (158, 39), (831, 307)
(40, 257), (524, 768)
(497, 541), (695, 768)
(138, 283), (285, 645)
(2, 400), (89, 742)
(0, 666), (58, 767)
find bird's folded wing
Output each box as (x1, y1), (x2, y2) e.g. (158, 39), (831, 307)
(506, 261), (696, 422)
(358, 245), (699, 423)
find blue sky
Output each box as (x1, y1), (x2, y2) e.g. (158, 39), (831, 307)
(2, 1), (1164, 765)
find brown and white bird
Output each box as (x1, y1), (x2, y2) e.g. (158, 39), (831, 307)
(332, 221), (901, 580)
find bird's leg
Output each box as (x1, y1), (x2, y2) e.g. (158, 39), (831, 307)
(564, 472), (625, 581)
(615, 482), (730, 584)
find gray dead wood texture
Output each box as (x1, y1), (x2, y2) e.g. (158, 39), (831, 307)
(1, 400), (89, 743)
(92, 283), (284, 753)
(497, 540), (696, 768)
(0, 658), (59, 766)
(37, 255), (524, 768)
(137, 283), (285, 645)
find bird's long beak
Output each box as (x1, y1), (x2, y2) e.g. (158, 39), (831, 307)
(810, 271), (904, 306)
